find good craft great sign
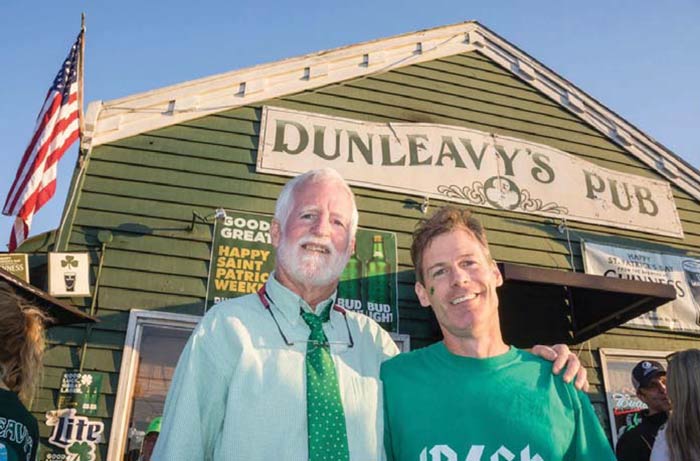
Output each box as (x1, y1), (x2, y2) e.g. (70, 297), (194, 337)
(256, 106), (682, 238)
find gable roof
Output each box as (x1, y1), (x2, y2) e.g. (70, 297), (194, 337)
(81, 21), (700, 202)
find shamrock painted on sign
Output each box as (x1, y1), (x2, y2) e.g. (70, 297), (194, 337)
(68, 441), (94, 461)
(61, 255), (79, 268)
(80, 373), (93, 387)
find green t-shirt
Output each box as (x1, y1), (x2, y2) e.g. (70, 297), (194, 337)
(0, 389), (39, 461)
(380, 343), (616, 461)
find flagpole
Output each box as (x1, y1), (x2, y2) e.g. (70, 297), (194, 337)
(55, 15), (87, 250)
(79, 13), (86, 136)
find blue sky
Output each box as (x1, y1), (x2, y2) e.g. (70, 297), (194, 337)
(2, 1), (699, 249)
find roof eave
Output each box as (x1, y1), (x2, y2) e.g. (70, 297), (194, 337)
(81, 20), (700, 203)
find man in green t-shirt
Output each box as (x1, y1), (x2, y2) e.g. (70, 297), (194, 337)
(381, 206), (616, 461)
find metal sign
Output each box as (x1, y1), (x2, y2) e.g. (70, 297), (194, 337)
(0, 253), (29, 282)
(205, 210), (399, 331)
(57, 371), (104, 416)
(48, 253), (91, 297)
(583, 240), (700, 333)
(257, 106), (682, 238)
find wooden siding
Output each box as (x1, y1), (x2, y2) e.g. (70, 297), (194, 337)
(32, 50), (700, 457)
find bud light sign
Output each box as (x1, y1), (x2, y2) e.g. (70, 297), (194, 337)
(336, 230), (398, 332)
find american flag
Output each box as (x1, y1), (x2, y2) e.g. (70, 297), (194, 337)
(3, 31), (83, 252)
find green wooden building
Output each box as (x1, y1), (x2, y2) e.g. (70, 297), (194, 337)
(16, 21), (700, 461)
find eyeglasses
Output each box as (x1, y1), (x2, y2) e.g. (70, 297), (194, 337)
(257, 285), (354, 350)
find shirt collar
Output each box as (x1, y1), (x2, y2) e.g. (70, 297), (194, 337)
(266, 271), (338, 327)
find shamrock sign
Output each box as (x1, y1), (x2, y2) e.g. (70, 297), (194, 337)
(61, 255), (79, 268)
(67, 441), (94, 461)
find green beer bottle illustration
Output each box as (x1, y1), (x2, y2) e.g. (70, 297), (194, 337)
(338, 247), (363, 312)
(366, 235), (392, 325)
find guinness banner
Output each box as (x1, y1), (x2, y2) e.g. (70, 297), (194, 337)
(257, 106), (682, 238)
(583, 241), (700, 333)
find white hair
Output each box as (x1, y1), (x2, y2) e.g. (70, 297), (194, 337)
(274, 168), (359, 237)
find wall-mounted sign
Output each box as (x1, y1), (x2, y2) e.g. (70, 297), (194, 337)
(205, 210), (399, 331)
(583, 241), (699, 333)
(0, 252), (29, 282)
(337, 229), (398, 331)
(57, 371), (104, 416)
(43, 408), (104, 461)
(48, 253), (90, 297)
(205, 211), (274, 307)
(257, 106), (682, 238)
(599, 348), (668, 446)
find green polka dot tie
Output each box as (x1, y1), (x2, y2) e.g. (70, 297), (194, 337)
(301, 306), (350, 461)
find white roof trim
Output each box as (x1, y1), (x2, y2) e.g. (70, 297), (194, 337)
(84, 21), (700, 202)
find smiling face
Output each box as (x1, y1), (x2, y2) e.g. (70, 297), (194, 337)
(272, 178), (355, 290)
(415, 227), (503, 343)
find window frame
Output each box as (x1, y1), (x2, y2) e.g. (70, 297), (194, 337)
(390, 332), (411, 352)
(107, 310), (201, 461)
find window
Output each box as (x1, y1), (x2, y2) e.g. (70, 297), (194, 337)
(107, 310), (200, 461)
(599, 348), (669, 445)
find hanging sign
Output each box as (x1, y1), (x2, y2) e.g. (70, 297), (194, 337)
(205, 210), (275, 306)
(205, 210), (399, 331)
(0, 253), (29, 282)
(583, 240), (699, 333)
(48, 253), (91, 297)
(256, 106), (682, 238)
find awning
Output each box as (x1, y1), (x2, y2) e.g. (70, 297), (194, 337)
(0, 267), (97, 326)
(497, 262), (677, 348)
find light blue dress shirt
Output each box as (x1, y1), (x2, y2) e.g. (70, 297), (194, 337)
(152, 272), (399, 461)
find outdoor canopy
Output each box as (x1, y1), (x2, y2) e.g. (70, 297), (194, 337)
(497, 262), (677, 348)
(0, 267), (97, 326)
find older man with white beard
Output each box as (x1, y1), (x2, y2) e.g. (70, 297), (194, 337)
(153, 168), (587, 461)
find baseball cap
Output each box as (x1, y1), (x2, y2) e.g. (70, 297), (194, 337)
(631, 360), (666, 391)
(146, 416), (162, 434)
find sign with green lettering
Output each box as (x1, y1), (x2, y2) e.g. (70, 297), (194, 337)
(256, 106), (682, 238)
(205, 210), (399, 331)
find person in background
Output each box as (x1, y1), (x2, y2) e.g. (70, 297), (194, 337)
(650, 349), (700, 461)
(381, 206), (615, 461)
(153, 169), (588, 461)
(616, 360), (670, 461)
(139, 416), (162, 461)
(0, 282), (48, 461)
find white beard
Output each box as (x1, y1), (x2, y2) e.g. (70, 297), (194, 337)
(276, 235), (351, 288)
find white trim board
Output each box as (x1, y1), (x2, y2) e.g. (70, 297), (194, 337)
(82, 21), (700, 203)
